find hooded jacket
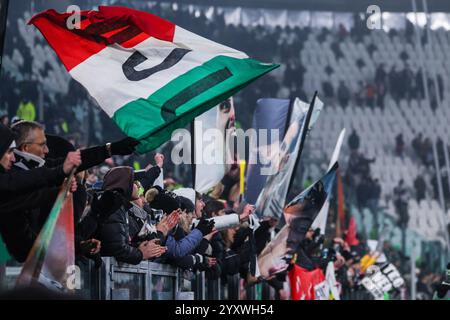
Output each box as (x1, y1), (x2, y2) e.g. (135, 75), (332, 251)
(95, 167), (144, 264)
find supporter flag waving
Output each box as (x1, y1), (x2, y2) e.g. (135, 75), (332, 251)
(16, 183), (75, 291)
(257, 163), (338, 279)
(29, 6), (278, 153)
(255, 94), (323, 219)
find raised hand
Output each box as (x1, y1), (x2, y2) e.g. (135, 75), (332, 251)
(203, 229), (218, 241)
(154, 153), (164, 168)
(63, 150), (81, 175)
(69, 177), (78, 193)
(240, 204), (254, 222)
(156, 209), (180, 236)
(139, 239), (167, 260)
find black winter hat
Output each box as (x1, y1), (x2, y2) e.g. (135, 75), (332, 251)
(0, 123), (15, 159)
(178, 196), (195, 213)
(145, 186), (180, 214)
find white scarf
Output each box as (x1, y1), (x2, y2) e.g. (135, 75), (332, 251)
(13, 149), (46, 170)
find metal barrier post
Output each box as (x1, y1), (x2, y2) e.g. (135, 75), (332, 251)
(206, 278), (220, 300)
(227, 274), (240, 300)
(246, 284), (256, 300)
(176, 269), (195, 300)
(193, 271), (206, 300)
(261, 281), (273, 300)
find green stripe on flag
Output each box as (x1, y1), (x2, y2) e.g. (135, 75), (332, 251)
(17, 190), (66, 285)
(0, 235), (11, 263)
(113, 55), (278, 153)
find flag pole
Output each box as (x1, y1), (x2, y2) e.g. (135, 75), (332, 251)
(287, 91), (318, 196)
(284, 97), (295, 137)
(190, 120), (196, 189)
(16, 168), (75, 287)
(239, 159), (246, 203)
(0, 0), (10, 73)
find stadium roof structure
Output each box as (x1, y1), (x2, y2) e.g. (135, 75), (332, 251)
(182, 0), (450, 13)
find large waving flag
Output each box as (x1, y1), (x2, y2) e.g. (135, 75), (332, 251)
(244, 98), (292, 204)
(255, 94), (323, 219)
(0, 235), (10, 263)
(29, 6), (278, 153)
(257, 163), (338, 279)
(16, 184), (75, 291)
(288, 265), (325, 300)
(193, 97), (236, 193)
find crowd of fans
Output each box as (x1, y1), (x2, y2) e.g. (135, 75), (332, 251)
(1, 119), (448, 299)
(1, 1), (448, 300)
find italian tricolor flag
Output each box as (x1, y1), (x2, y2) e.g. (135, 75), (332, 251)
(29, 6), (278, 153)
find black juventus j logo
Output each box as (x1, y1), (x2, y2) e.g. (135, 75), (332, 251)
(121, 48), (233, 122)
(122, 48), (191, 81)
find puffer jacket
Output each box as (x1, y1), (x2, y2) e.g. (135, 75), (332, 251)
(165, 226), (203, 259)
(96, 167), (144, 265)
(97, 203), (144, 265)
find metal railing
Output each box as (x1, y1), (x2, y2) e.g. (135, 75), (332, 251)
(75, 257), (254, 300)
(1, 257), (276, 300)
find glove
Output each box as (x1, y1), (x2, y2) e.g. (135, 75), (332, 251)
(195, 219), (215, 236)
(194, 254), (209, 271)
(436, 282), (449, 299)
(110, 137), (139, 155)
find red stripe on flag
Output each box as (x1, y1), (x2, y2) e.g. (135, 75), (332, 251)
(29, 10), (106, 71)
(96, 6), (175, 42)
(121, 32), (150, 48)
(56, 193), (75, 261)
(29, 6), (176, 71)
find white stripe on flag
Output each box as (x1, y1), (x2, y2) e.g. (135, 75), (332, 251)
(70, 34), (239, 116)
(173, 27), (248, 59)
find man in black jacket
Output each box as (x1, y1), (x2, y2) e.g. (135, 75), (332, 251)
(3, 120), (138, 262)
(0, 123), (81, 261)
